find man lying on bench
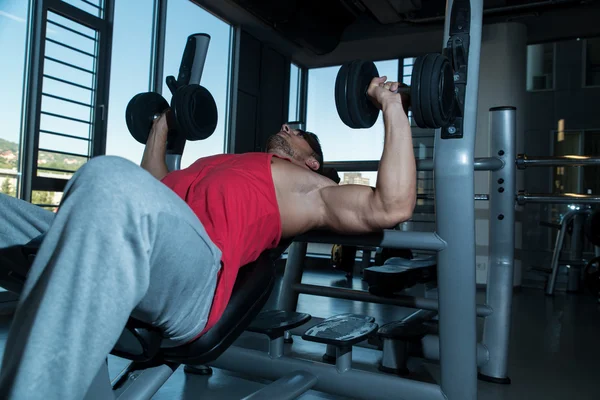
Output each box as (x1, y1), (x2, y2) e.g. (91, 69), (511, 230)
(0, 77), (415, 399)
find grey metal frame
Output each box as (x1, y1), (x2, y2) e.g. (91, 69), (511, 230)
(479, 107), (517, 383)
(19, 0), (115, 199)
(211, 1), (487, 399)
(149, 0), (168, 94)
(544, 208), (593, 295)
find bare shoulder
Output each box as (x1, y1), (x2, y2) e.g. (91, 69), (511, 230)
(271, 157), (336, 194)
(270, 157), (337, 237)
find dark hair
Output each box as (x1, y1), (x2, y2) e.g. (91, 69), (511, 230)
(298, 129), (324, 174)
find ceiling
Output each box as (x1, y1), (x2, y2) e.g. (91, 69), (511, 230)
(194, 0), (600, 67)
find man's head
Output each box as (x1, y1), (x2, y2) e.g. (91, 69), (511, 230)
(266, 124), (324, 174)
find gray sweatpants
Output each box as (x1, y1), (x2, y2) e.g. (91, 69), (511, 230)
(0, 156), (222, 399)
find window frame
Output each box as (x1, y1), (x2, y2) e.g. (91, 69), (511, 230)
(526, 42), (557, 93)
(582, 37), (600, 89)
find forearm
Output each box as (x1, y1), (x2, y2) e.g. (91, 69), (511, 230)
(374, 101), (416, 218)
(141, 131), (169, 180)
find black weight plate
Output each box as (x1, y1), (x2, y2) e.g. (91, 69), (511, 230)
(125, 92), (169, 144)
(410, 55), (426, 129)
(347, 60), (380, 129)
(335, 62), (354, 128)
(419, 54), (438, 129)
(430, 54), (456, 128)
(172, 84), (218, 141)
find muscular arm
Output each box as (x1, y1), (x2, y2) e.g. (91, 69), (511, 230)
(318, 100), (416, 233)
(140, 113), (169, 180)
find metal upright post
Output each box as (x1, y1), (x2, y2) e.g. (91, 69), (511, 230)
(479, 107), (516, 384)
(435, 1), (482, 399)
(276, 242), (308, 312)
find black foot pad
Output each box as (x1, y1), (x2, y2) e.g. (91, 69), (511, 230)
(478, 372), (511, 384)
(364, 256), (437, 297)
(303, 315), (378, 346)
(247, 310), (311, 339)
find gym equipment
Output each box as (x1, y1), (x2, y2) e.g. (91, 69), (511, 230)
(582, 256), (600, 301)
(544, 207), (593, 296)
(334, 54), (456, 130)
(125, 84), (217, 145)
(378, 310), (438, 376)
(302, 315), (379, 373)
(584, 209), (600, 247)
(363, 256), (437, 297)
(126, 33), (218, 145)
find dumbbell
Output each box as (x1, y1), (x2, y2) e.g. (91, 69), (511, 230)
(125, 84), (218, 145)
(334, 54), (456, 130)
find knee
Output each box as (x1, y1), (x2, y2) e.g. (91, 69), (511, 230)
(67, 156), (149, 198)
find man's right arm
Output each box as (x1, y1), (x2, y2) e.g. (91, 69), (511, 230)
(316, 81), (416, 233)
(140, 113), (169, 180)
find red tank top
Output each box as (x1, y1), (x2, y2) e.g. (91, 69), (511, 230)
(160, 152), (282, 339)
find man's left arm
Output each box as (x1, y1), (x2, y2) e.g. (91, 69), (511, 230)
(141, 112), (169, 180)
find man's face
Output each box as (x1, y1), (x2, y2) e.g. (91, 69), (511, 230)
(266, 124), (319, 171)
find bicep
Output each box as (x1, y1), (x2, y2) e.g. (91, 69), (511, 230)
(318, 184), (397, 233)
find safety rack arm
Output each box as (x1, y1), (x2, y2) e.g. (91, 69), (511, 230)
(517, 191), (600, 205)
(323, 156), (503, 172)
(516, 154), (600, 169)
(295, 230), (447, 252)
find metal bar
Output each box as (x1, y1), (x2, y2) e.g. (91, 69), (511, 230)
(46, 37), (96, 58)
(47, 18), (96, 40)
(39, 148), (89, 159)
(517, 192), (600, 205)
(111, 361), (179, 399)
(276, 242), (308, 312)
(421, 335), (490, 367)
(241, 371), (318, 400)
(91, 0), (114, 158)
(37, 166), (77, 174)
(545, 209), (592, 295)
(81, 0), (102, 10)
(436, 1), (482, 399)
(291, 283), (493, 317)
(42, 92), (92, 108)
(294, 231), (447, 252)
(418, 193), (489, 201)
(209, 346), (446, 400)
(20, 0), (46, 202)
(41, 110), (91, 125)
(323, 157), (503, 172)
(45, 56), (95, 75)
(44, 74), (94, 91)
(479, 107), (516, 383)
(31, 176), (68, 193)
(46, 0), (105, 30)
(40, 129), (91, 141)
(516, 154), (600, 169)
(149, 0), (168, 93)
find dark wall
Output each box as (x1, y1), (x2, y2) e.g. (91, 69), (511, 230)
(522, 38), (600, 263)
(232, 30), (290, 154)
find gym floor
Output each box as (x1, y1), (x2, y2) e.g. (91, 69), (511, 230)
(0, 267), (598, 399)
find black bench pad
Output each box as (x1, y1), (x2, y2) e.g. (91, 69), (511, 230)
(302, 315), (378, 346)
(363, 256), (437, 297)
(246, 310), (311, 339)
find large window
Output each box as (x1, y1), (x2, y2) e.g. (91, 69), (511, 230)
(0, 1), (30, 198)
(306, 59), (399, 192)
(289, 63), (302, 122)
(584, 37), (600, 87)
(105, 0), (154, 164)
(526, 43), (555, 91)
(162, 0), (233, 168)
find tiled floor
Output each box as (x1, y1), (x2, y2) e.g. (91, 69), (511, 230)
(1, 268), (599, 399)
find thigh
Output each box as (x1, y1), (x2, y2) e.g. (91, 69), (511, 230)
(131, 211), (222, 346)
(0, 193), (55, 248)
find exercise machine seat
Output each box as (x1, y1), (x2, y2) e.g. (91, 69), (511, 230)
(363, 255), (437, 297)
